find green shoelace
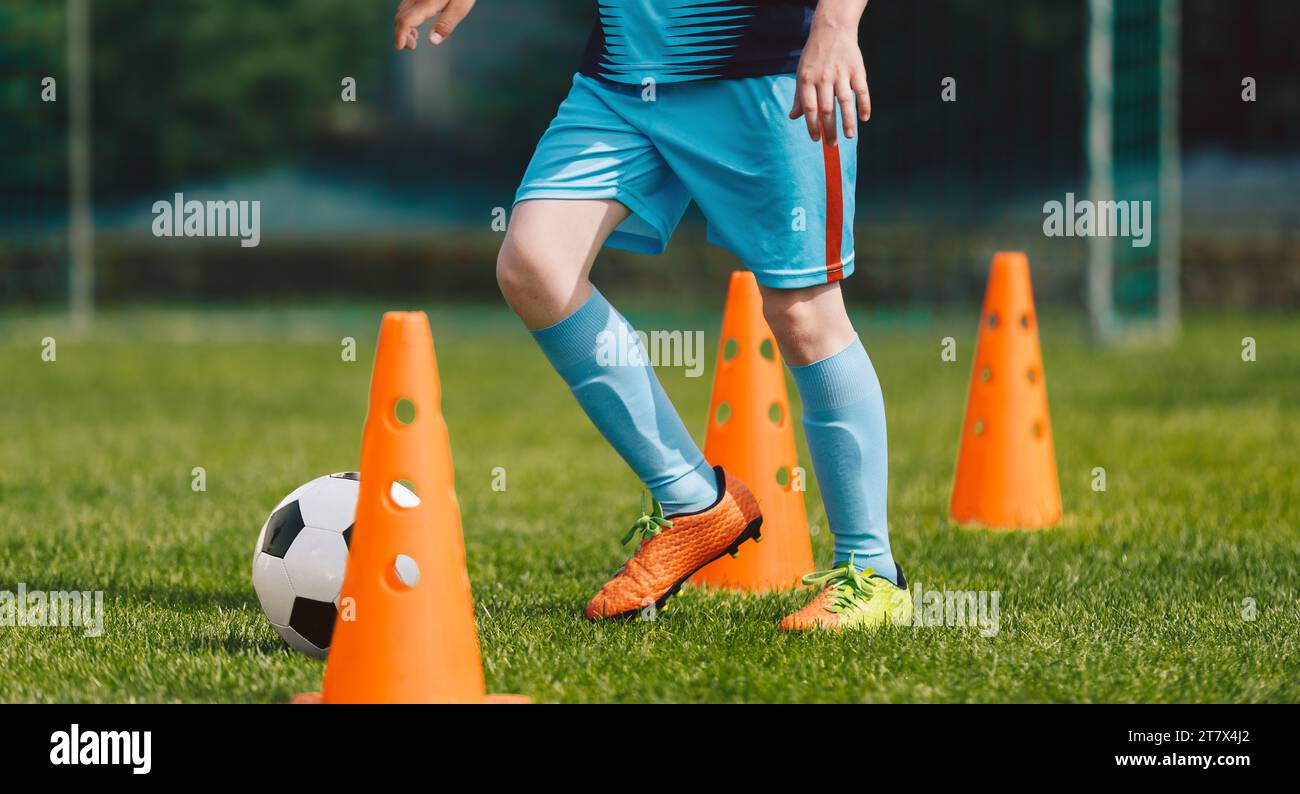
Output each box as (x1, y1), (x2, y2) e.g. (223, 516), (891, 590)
(621, 491), (674, 547)
(801, 556), (879, 614)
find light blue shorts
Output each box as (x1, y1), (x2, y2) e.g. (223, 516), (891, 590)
(514, 74), (856, 289)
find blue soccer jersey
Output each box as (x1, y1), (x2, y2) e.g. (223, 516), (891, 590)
(579, 0), (817, 85)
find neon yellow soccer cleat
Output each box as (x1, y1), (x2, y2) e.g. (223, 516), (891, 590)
(779, 559), (912, 632)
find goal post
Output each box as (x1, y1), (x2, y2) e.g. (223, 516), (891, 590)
(67, 0), (93, 328)
(1086, 0), (1181, 344)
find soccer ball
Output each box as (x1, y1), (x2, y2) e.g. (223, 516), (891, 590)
(251, 472), (419, 658)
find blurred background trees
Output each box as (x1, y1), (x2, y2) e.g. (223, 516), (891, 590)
(1, 0), (1297, 307)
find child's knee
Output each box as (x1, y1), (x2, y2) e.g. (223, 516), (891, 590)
(762, 292), (818, 339)
(762, 289), (838, 349)
(494, 239), (533, 305)
(759, 283), (855, 365)
(495, 235), (590, 327)
(495, 235), (563, 307)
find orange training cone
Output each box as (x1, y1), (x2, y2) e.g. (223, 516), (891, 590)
(949, 252), (1062, 528)
(314, 311), (524, 703)
(690, 271), (814, 591)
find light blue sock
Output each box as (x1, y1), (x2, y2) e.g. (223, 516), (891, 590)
(789, 336), (898, 585)
(530, 287), (719, 515)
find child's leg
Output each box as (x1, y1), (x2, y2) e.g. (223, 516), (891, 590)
(497, 198), (718, 515)
(759, 282), (899, 586)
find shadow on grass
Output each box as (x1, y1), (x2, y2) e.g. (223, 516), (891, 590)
(125, 583), (256, 611)
(187, 633), (290, 656)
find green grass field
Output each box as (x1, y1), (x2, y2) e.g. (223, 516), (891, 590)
(1, 302), (1297, 703)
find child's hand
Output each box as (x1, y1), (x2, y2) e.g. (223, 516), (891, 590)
(789, 4), (871, 144)
(394, 0), (476, 51)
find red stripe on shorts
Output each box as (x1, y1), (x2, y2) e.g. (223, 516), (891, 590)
(821, 139), (845, 282)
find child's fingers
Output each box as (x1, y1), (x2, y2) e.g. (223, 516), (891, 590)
(394, 0), (447, 50)
(818, 80), (836, 145)
(430, 0), (475, 44)
(838, 79), (857, 139)
(852, 72), (872, 121)
(794, 81), (821, 141)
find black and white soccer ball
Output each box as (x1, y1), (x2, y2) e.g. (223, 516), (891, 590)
(251, 472), (419, 658)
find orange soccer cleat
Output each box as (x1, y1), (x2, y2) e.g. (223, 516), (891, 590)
(585, 467), (763, 620)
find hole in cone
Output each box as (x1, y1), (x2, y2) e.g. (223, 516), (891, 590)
(768, 401), (784, 425)
(391, 479), (420, 508)
(394, 398), (417, 426)
(715, 402), (732, 426)
(980, 366), (992, 383)
(1020, 313), (1032, 330)
(776, 466), (790, 487)
(723, 338), (739, 361)
(987, 313), (1000, 329)
(1031, 421), (1043, 439)
(393, 554), (420, 588)
(1027, 367), (1037, 384)
(973, 419), (985, 436)
(759, 338), (776, 361)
